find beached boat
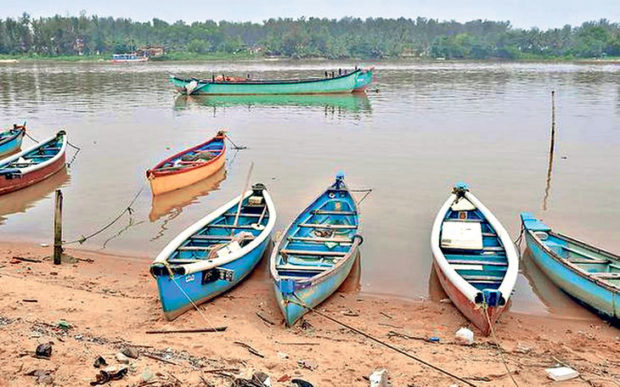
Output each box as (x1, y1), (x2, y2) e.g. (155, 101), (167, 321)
(271, 173), (362, 326)
(0, 125), (26, 156)
(146, 131), (226, 195)
(150, 183), (276, 320)
(430, 183), (519, 335)
(520, 213), (619, 320)
(110, 53), (148, 63)
(170, 68), (374, 96)
(0, 131), (67, 196)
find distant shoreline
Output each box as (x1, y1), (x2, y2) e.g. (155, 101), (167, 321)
(1, 54), (619, 64)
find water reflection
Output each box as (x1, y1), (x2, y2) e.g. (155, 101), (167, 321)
(0, 167), (70, 225)
(173, 93), (372, 115)
(519, 249), (598, 319)
(150, 166), (227, 222)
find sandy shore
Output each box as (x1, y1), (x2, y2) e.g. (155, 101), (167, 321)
(0, 241), (618, 386)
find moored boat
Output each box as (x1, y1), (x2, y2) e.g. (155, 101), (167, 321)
(146, 131), (226, 195)
(520, 212), (619, 320)
(0, 124), (26, 156)
(110, 53), (149, 63)
(430, 183), (518, 335)
(0, 131), (67, 196)
(170, 67), (374, 96)
(150, 183), (276, 320)
(271, 173), (362, 326)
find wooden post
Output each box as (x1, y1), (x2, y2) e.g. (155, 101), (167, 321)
(543, 90), (556, 211)
(53, 190), (63, 265)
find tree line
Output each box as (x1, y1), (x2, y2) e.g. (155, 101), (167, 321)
(1, 13), (619, 59)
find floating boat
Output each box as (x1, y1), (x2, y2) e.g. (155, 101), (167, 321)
(0, 131), (67, 196)
(150, 183), (276, 320)
(146, 131), (226, 195)
(110, 53), (149, 63)
(271, 173), (362, 326)
(170, 68), (374, 96)
(0, 125), (26, 156)
(430, 183), (518, 335)
(520, 212), (619, 320)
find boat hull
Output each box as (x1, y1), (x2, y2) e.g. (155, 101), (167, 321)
(171, 69), (373, 95)
(156, 236), (271, 320)
(433, 261), (504, 336)
(275, 250), (358, 326)
(0, 152), (66, 195)
(149, 155), (225, 195)
(524, 232), (618, 319)
(0, 131), (24, 156)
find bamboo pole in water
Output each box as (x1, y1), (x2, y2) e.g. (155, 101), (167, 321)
(233, 162), (254, 228)
(543, 90), (556, 211)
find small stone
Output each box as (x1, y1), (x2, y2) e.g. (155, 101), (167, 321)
(277, 351), (289, 360)
(439, 298), (452, 304)
(115, 352), (130, 364)
(141, 369), (154, 382)
(121, 346), (139, 359)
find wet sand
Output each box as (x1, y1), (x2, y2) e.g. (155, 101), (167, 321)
(1, 241), (618, 386)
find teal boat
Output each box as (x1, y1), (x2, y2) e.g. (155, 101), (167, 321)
(520, 213), (619, 321)
(270, 173), (362, 326)
(0, 125), (26, 156)
(170, 68), (374, 96)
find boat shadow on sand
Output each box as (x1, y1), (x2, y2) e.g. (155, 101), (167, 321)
(0, 166), (70, 226)
(173, 93), (372, 115)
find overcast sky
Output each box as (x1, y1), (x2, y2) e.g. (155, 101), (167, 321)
(3, 0), (618, 29)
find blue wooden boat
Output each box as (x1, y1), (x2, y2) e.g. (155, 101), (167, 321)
(150, 183), (276, 320)
(270, 173), (362, 326)
(0, 125), (26, 156)
(431, 183), (519, 335)
(520, 212), (619, 321)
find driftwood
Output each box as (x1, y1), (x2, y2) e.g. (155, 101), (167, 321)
(146, 327), (227, 334)
(255, 312), (275, 326)
(203, 368), (240, 374)
(12, 256), (42, 263)
(234, 341), (264, 358)
(380, 312), (393, 319)
(143, 353), (178, 365)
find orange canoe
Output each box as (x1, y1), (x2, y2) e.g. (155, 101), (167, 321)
(147, 131), (226, 195)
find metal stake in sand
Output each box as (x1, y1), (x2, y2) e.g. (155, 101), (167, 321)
(232, 162), (254, 233)
(53, 190), (63, 265)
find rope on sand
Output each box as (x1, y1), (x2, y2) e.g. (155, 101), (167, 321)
(483, 304), (519, 387)
(289, 295), (477, 387)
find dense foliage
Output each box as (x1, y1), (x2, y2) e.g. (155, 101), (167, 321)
(1, 13), (619, 59)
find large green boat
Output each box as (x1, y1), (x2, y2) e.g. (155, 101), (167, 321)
(169, 67), (374, 95)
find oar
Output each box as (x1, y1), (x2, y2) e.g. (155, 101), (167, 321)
(251, 205), (267, 231)
(232, 162), (254, 234)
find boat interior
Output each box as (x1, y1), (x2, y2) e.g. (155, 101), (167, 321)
(275, 187), (359, 282)
(535, 231), (620, 287)
(166, 185), (269, 265)
(0, 128), (22, 144)
(0, 134), (63, 170)
(440, 197), (508, 291)
(154, 137), (224, 172)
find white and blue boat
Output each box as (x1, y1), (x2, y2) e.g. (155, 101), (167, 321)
(431, 183), (519, 335)
(150, 183), (276, 320)
(520, 212), (619, 321)
(0, 125), (26, 156)
(270, 173), (362, 327)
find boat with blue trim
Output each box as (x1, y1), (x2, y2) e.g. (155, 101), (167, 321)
(150, 183), (276, 320)
(0, 131), (67, 196)
(0, 124), (26, 156)
(271, 173), (362, 327)
(520, 212), (619, 321)
(431, 183), (519, 335)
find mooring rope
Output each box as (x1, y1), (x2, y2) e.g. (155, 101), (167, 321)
(513, 223), (524, 248)
(482, 304), (519, 387)
(22, 130), (81, 167)
(349, 188), (373, 206)
(170, 275), (219, 331)
(289, 295), (477, 387)
(225, 135), (247, 150)
(62, 185), (145, 245)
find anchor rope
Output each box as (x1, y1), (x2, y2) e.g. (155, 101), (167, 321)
(62, 185), (145, 245)
(289, 294), (476, 387)
(225, 135), (247, 150)
(482, 303), (519, 387)
(23, 130), (81, 167)
(349, 188), (373, 206)
(170, 275), (218, 331)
